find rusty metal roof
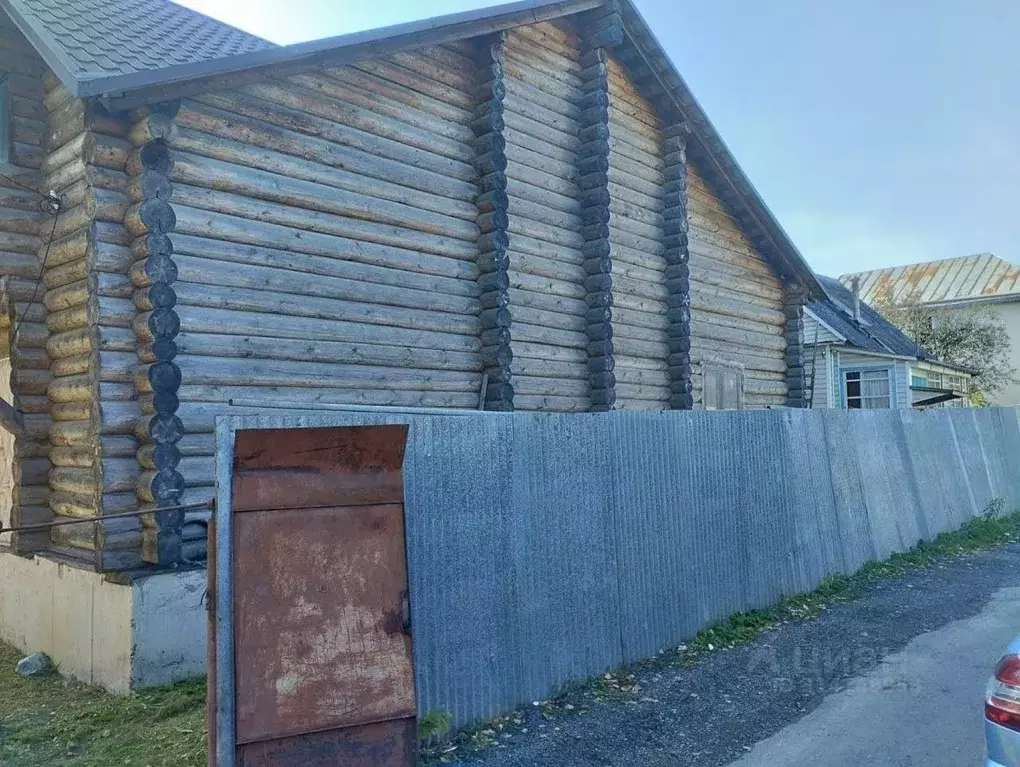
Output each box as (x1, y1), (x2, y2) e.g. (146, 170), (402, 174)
(841, 253), (1020, 307)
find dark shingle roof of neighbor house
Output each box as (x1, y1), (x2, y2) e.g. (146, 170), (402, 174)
(808, 275), (934, 360)
(0, 0), (822, 297)
(0, 0), (273, 84)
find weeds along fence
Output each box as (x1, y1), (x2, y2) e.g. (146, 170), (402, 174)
(215, 406), (1020, 728)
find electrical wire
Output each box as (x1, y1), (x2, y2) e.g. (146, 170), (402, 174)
(0, 171), (63, 419)
(12, 198), (60, 343)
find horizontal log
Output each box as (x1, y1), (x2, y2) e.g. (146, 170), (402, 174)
(691, 316), (786, 352)
(209, 82), (476, 181)
(614, 380), (671, 402)
(512, 321), (588, 350)
(691, 284), (785, 326)
(0, 229), (40, 255)
(140, 354), (480, 392)
(166, 253), (478, 316)
(510, 356), (587, 381)
(168, 233), (477, 302)
(16, 394), (49, 413)
(141, 304), (481, 355)
(47, 327), (92, 359)
(0, 205), (40, 236)
(137, 390), (480, 436)
(179, 97), (477, 204)
(45, 304), (87, 333)
(51, 352), (91, 378)
(507, 285), (586, 317)
(172, 205), (478, 281)
(98, 401), (137, 435)
(52, 401), (91, 422)
(171, 150), (478, 243)
(335, 60), (474, 119)
(165, 331), (482, 372)
(513, 393), (590, 412)
(138, 434), (214, 469)
(513, 304), (585, 333)
(694, 305), (788, 338)
(505, 25), (581, 76)
(49, 372), (92, 402)
(167, 281), (480, 337)
(14, 348), (49, 371)
(171, 183), (475, 260)
(0, 250), (43, 279)
(390, 45), (477, 93)
(43, 277), (87, 312)
(689, 338), (786, 374)
(12, 365), (50, 395)
(289, 70), (473, 145)
(505, 38), (582, 93)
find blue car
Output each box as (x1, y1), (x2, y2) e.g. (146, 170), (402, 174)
(987, 636), (1020, 766)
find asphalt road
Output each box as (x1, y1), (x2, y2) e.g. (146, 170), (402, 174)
(450, 544), (1020, 767)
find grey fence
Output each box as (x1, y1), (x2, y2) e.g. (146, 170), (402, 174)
(215, 406), (1020, 728)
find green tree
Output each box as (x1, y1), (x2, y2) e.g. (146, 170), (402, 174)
(872, 286), (1017, 403)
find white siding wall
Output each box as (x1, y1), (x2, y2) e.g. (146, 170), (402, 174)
(802, 310), (843, 345)
(832, 349), (911, 409)
(803, 344), (830, 408)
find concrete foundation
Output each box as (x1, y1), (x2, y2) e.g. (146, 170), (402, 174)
(0, 551), (206, 692)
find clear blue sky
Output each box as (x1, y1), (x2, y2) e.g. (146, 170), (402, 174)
(179, 0), (1020, 278)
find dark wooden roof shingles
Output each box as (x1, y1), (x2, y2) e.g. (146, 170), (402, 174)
(6, 0), (272, 78)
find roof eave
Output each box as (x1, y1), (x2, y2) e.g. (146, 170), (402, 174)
(23, 0), (818, 298)
(0, 0), (86, 96)
(88, 0), (601, 107)
(613, 3), (821, 298)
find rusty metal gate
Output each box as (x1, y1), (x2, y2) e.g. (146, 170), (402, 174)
(209, 424), (417, 766)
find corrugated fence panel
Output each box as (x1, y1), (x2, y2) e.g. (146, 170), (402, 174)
(610, 412), (697, 662)
(217, 406), (1020, 728)
(509, 413), (620, 698)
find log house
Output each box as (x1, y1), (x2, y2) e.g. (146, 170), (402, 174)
(0, 0), (821, 569)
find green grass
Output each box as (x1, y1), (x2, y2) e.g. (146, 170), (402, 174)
(0, 642), (205, 766)
(2, 506), (1018, 765)
(672, 502), (1019, 665)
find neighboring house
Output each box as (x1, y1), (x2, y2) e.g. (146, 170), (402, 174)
(804, 276), (972, 410)
(0, 0), (823, 689)
(843, 253), (1020, 406)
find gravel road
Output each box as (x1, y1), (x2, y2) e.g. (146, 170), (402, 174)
(448, 543), (1020, 766)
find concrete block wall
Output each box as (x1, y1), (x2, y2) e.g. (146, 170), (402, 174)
(0, 553), (205, 691)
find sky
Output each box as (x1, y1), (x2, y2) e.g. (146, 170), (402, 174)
(179, 0), (1020, 278)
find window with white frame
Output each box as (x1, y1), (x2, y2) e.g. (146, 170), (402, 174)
(843, 368), (892, 409)
(703, 365), (744, 410)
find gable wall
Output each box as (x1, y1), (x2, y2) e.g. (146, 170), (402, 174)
(161, 44), (487, 517)
(687, 162), (788, 407)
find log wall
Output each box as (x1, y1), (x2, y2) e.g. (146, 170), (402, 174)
(162, 44), (487, 514)
(686, 160), (788, 408)
(0, 13), (806, 569)
(0, 19), (50, 553)
(39, 76), (141, 568)
(502, 22), (589, 412)
(605, 55), (670, 410)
